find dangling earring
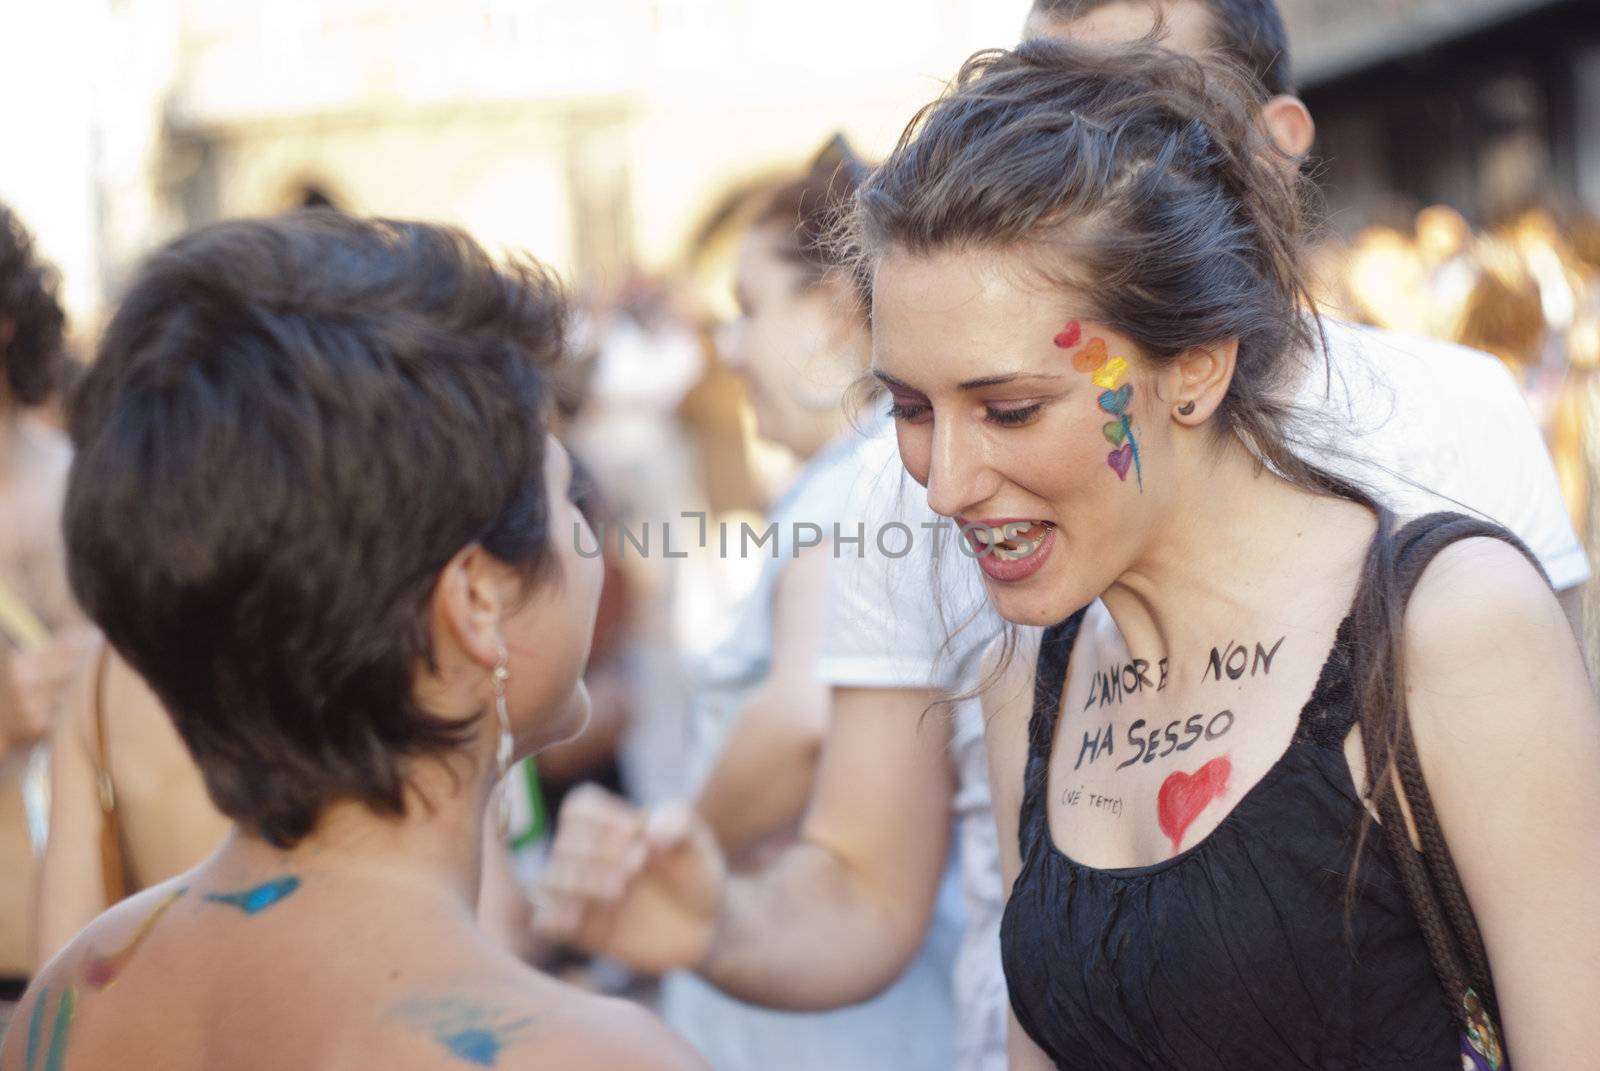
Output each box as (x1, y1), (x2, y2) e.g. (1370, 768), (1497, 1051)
(492, 641), (513, 781)
(492, 641), (514, 839)
(1176, 401), (1197, 417)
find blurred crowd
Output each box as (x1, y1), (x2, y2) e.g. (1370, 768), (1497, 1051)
(0, 50), (1596, 1070)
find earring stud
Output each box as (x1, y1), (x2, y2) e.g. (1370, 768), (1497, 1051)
(1177, 401), (1197, 416)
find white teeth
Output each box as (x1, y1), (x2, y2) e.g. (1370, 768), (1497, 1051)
(991, 539), (1040, 561)
(967, 521), (1053, 559)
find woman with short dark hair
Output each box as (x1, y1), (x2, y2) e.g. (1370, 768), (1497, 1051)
(0, 212), (707, 1071)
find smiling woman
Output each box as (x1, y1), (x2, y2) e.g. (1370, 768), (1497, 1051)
(847, 37), (1600, 1071)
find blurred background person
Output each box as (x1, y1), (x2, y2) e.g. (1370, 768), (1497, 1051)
(546, 136), (962, 1071)
(0, 200), (94, 1033)
(30, 651), (231, 968)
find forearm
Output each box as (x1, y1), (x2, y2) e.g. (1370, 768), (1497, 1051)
(701, 838), (928, 1009)
(694, 686), (824, 856)
(33, 737), (108, 968)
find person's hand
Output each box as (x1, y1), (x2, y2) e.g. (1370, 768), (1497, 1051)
(531, 784), (725, 975)
(0, 627), (97, 753)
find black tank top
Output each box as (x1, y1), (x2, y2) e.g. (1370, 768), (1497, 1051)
(998, 514), (1515, 1070)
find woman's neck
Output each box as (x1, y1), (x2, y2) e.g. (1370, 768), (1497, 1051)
(1098, 436), (1372, 670)
(0, 404), (23, 476)
(210, 759), (496, 914)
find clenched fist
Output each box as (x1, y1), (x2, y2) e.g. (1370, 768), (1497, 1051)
(0, 627), (98, 754)
(532, 783), (726, 976)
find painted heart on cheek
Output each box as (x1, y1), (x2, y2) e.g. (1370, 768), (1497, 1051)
(1157, 756), (1232, 855)
(1107, 443), (1135, 480)
(1102, 421), (1127, 446)
(1091, 357), (1129, 391)
(1054, 321), (1083, 350)
(1098, 384), (1133, 416)
(1071, 337), (1109, 373)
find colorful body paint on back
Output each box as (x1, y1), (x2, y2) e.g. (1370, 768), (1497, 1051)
(1058, 325), (1143, 489)
(84, 886), (187, 990)
(1156, 756), (1231, 854)
(204, 875), (301, 915)
(23, 986), (48, 1071)
(43, 986), (77, 1071)
(389, 997), (534, 1068)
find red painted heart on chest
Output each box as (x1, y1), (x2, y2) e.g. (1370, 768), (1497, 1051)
(1157, 756), (1231, 854)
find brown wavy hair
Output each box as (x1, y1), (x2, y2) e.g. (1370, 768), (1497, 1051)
(0, 201), (69, 408)
(848, 37), (1501, 1029)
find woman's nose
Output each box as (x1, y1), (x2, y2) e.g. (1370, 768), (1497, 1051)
(925, 417), (995, 519)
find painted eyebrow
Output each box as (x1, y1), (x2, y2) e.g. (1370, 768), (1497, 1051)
(872, 370), (1065, 393)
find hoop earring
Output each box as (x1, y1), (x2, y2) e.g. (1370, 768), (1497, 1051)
(1176, 401), (1197, 417)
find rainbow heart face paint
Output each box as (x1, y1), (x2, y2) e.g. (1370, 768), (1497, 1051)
(1056, 322), (1143, 490)
(1053, 321), (1083, 350)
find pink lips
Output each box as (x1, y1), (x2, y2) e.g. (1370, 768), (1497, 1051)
(977, 525), (1056, 583)
(954, 517), (1058, 584)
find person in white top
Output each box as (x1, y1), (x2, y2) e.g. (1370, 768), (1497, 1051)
(531, 5), (1589, 1070)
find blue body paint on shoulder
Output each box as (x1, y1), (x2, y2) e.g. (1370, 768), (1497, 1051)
(387, 997), (534, 1068)
(23, 985), (47, 1071)
(443, 1028), (502, 1067)
(204, 876), (301, 915)
(43, 986), (77, 1071)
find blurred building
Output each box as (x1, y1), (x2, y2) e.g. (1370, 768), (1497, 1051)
(2, 0), (1027, 327)
(7, 1), (1599, 320)
(1282, 0), (1600, 229)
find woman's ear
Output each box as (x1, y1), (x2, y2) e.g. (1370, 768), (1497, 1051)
(1262, 95), (1315, 159)
(429, 543), (506, 671)
(1167, 339), (1238, 425)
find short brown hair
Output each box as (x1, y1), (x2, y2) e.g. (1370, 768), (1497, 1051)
(67, 212), (567, 847)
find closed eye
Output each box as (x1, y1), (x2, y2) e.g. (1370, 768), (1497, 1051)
(986, 403), (1043, 427)
(888, 401), (1047, 427)
(886, 400), (931, 424)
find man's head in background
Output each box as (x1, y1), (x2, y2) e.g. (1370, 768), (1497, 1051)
(1024, 0), (1314, 157)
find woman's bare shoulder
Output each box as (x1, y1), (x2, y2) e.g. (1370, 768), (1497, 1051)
(376, 975), (706, 1071)
(513, 989), (707, 1070)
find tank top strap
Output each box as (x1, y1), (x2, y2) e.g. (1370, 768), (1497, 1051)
(1390, 510), (1548, 595)
(1296, 510), (1546, 749)
(1019, 608), (1089, 853)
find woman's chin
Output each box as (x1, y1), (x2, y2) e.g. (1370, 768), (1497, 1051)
(986, 578), (1086, 629)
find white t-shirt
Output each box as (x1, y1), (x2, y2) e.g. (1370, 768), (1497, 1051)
(668, 432), (961, 1071)
(815, 320), (1587, 1071)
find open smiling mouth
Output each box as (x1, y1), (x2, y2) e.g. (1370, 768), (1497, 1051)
(967, 520), (1056, 559)
(959, 520), (1059, 583)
